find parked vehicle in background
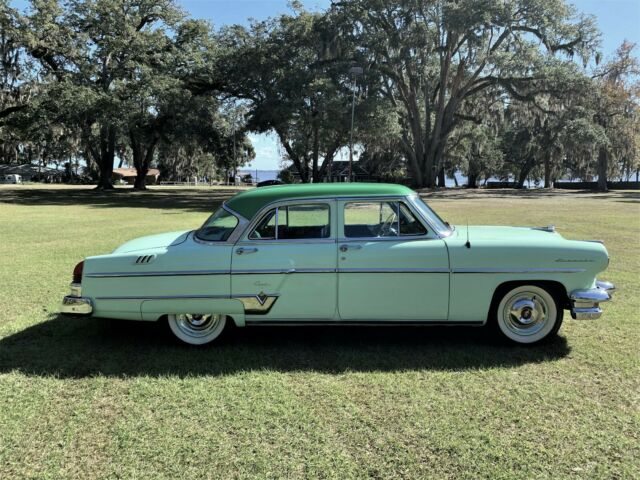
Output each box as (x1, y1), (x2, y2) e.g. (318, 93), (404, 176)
(257, 179), (284, 187)
(0, 174), (22, 184)
(61, 183), (614, 346)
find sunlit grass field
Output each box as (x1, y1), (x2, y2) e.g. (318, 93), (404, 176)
(0, 184), (638, 479)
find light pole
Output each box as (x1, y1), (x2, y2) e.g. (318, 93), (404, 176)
(348, 66), (363, 182)
(232, 120), (236, 186)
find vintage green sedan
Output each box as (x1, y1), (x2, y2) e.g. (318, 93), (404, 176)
(61, 183), (614, 345)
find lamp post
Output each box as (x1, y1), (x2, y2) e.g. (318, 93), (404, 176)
(348, 66), (363, 182)
(232, 117), (236, 186)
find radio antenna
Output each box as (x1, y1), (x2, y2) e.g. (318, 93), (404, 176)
(465, 220), (471, 249)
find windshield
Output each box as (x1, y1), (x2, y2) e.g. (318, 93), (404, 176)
(196, 207), (239, 242)
(411, 196), (453, 236)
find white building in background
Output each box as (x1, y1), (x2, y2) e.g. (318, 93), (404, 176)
(0, 173), (22, 184)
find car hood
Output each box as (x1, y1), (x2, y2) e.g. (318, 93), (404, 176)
(112, 230), (192, 254)
(459, 225), (564, 243)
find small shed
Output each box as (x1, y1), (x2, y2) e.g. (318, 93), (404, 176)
(113, 168), (160, 185)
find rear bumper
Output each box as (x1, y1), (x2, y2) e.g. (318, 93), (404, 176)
(60, 283), (93, 315)
(569, 280), (615, 320)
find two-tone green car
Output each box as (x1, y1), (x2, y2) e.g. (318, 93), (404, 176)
(61, 183), (614, 345)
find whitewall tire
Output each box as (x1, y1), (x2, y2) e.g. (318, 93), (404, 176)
(495, 285), (562, 344)
(167, 314), (227, 345)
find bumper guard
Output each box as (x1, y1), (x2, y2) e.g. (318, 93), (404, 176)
(60, 283), (93, 315)
(569, 280), (615, 320)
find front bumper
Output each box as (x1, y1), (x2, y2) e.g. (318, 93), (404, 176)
(569, 280), (615, 320)
(60, 283), (93, 315)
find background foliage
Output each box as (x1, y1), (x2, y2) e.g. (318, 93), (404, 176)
(0, 0), (638, 189)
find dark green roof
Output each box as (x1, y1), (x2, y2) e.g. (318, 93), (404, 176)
(226, 183), (415, 219)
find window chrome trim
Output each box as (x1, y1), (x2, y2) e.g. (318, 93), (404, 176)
(451, 267), (586, 274)
(240, 198), (335, 244)
(340, 196), (440, 241)
(234, 195), (445, 243)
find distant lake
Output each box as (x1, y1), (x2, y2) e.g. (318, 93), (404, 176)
(237, 170), (513, 187)
(238, 169), (279, 183)
(238, 169), (579, 188)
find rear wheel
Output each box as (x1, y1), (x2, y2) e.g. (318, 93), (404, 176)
(495, 285), (562, 344)
(167, 314), (227, 345)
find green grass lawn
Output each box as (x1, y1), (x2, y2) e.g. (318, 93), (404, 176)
(0, 185), (638, 479)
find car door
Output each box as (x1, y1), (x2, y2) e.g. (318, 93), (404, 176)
(337, 198), (449, 321)
(231, 200), (338, 322)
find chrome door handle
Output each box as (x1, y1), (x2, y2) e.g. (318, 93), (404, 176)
(340, 244), (362, 252)
(236, 247), (258, 255)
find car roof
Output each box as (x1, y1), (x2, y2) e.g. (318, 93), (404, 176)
(225, 182), (415, 219)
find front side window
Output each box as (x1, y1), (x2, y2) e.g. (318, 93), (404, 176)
(344, 201), (427, 238)
(249, 204), (330, 240)
(196, 207), (239, 242)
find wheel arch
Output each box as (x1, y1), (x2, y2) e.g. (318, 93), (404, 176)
(487, 280), (569, 323)
(157, 313), (244, 327)
(140, 298), (246, 326)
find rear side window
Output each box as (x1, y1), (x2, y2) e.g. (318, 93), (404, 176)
(249, 204), (330, 240)
(344, 201), (427, 238)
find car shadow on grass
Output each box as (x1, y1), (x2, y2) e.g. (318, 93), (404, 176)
(0, 315), (571, 378)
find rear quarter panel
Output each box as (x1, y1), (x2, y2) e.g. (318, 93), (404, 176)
(82, 234), (233, 320)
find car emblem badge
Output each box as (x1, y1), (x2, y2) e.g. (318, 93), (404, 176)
(256, 291), (269, 305)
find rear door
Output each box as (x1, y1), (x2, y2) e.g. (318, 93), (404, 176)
(231, 200), (338, 321)
(337, 198), (449, 321)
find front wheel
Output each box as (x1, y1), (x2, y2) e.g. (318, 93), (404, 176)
(167, 313), (227, 345)
(495, 285), (563, 344)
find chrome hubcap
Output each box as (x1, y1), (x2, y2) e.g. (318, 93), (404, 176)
(175, 314), (222, 338)
(503, 293), (548, 336)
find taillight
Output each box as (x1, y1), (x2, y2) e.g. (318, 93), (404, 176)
(73, 261), (84, 284)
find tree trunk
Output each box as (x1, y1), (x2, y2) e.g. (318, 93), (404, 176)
(133, 172), (147, 190)
(544, 156), (552, 188)
(318, 142), (340, 182)
(597, 147), (608, 191)
(95, 124), (116, 190)
(437, 168), (445, 187)
(275, 128), (309, 183)
(311, 123), (320, 183)
(517, 158), (535, 189)
(467, 173), (478, 188)
(130, 130), (159, 191)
